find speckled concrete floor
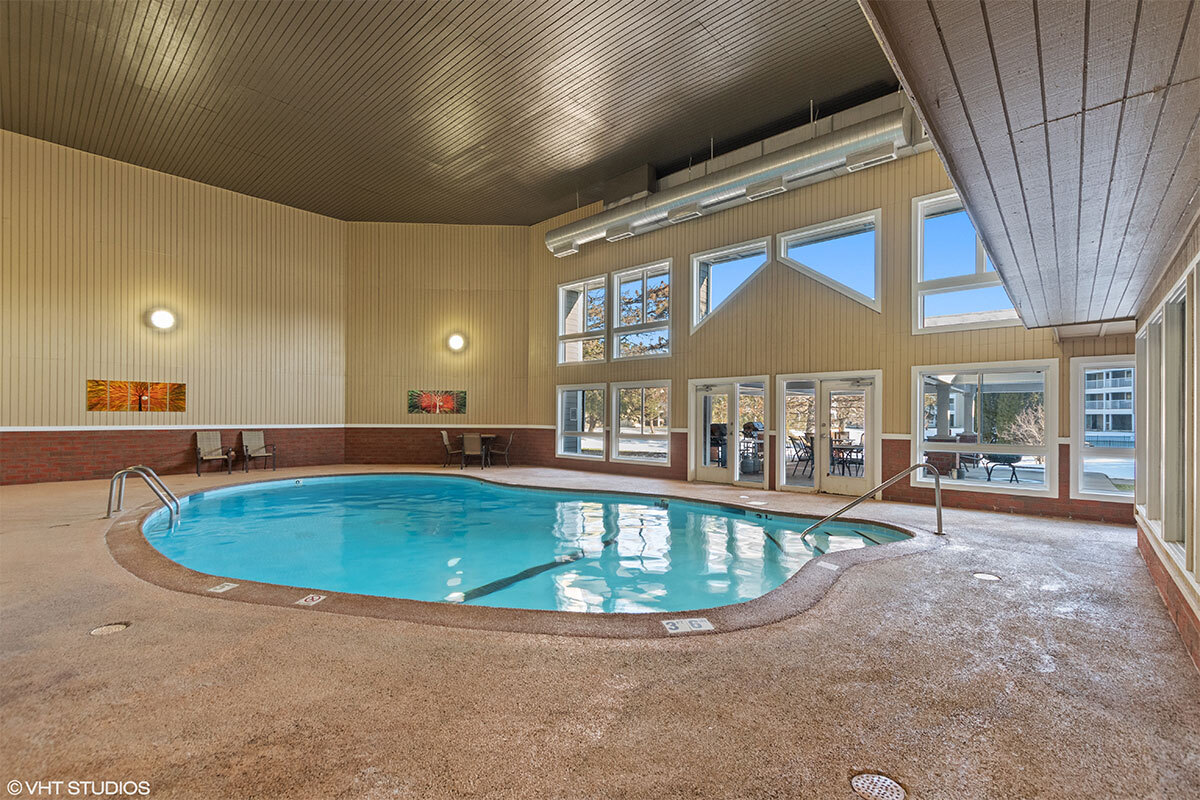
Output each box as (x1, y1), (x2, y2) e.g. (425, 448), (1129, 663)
(2, 465), (1198, 799)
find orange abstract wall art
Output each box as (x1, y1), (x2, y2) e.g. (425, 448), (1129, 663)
(87, 380), (186, 412)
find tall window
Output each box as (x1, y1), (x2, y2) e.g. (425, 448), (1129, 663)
(913, 190), (1019, 333)
(556, 384), (606, 459)
(1138, 285), (1191, 548)
(914, 359), (1057, 496)
(613, 261), (670, 358)
(778, 210), (881, 312)
(612, 381), (670, 464)
(558, 276), (606, 363)
(691, 237), (770, 330)
(1071, 357), (1135, 501)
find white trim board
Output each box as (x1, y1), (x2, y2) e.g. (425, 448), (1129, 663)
(1, 424), (347, 432)
(2, 423), (557, 432)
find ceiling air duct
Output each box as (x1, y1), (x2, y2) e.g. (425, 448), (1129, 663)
(545, 106), (912, 255)
(745, 176), (787, 201)
(667, 203), (703, 224)
(845, 142), (898, 172)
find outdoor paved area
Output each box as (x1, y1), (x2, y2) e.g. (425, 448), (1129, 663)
(2, 465), (1197, 799)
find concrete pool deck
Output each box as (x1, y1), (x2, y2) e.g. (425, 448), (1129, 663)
(2, 464), (1198, 798)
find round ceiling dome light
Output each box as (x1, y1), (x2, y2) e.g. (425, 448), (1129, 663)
(146, 308), (177, 331)
(447, 333), (466, 351)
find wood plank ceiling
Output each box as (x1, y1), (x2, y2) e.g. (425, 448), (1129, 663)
(861, 0), (1200, 327)
(0, 0), (897, 225)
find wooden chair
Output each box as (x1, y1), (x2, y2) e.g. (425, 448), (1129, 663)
(195, 431), (233, 475)
(241, 430), (276, 472)
(461, 433), (485, 469)
(488, 432), (514, 466)
(440, 430), (462, 467)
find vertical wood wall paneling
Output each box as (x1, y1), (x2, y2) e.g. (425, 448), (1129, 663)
(3, 134), (1143, 440)
(0, 130), (346, 427)
(345, 221), (530, 425)
(527, 150), (1118, 434)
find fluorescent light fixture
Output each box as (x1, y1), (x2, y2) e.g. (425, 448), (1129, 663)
(745, 176), (786, 201)
(667, 203), (702, 224)
(845, 142), (898, 172)
(447, 333), (465, 351)
(145, 308), (177, 331)
(551, 243), (579, 258)
(605, 224), (635, 242)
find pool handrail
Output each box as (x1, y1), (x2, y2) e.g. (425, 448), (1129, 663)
(106, 465), (180, 521)
(800, 462), (943, 541)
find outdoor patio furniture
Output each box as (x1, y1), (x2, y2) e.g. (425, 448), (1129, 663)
(985, 453), (1021, 483)
(461, 432), (485, 469)
(788, 435), (813, 477)
(441, 430), (462, 467)
(195, 431), (233, 475)
(487, 432), (514, 466)
(832, 443), (864, 476)
(241, 430), (277, 471)
(956, 433), (983, 473)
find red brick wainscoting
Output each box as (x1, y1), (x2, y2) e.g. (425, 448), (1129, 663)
(1138, 525), (1200, 674)
(345, 427), (690, 481)
(880, 440), (1133, 524)
(0, 427), (345, 485)
(345, 427), (549, 467)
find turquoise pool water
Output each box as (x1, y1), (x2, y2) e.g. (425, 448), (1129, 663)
(142, 474), (908, 614)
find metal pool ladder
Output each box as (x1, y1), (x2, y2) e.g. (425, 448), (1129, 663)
(800, 462), (943, 542)
(106, 465), (180, 521)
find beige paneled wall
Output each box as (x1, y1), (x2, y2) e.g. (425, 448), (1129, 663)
(528, 150), (1130, 433)
(0, 131), (346, 427)
(3, 132), (1133, 438)
(345, 222), (529, 425)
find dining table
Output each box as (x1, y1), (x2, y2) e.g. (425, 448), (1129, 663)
(830, 443), (864, 476)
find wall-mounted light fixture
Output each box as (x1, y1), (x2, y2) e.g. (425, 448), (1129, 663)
(145, 308), (177, 331)
(447, 333), (466, 352)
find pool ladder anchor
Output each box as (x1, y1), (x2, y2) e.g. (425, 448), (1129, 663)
(106, 465), (180, 521)
(800, 462), (943, 542)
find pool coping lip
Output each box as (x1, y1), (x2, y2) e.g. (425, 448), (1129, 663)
(106, 470), (943, 639)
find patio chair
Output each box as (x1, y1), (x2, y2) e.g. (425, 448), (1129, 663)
(955, 433), (983, 475)
(984, 453), (1021, 483)
(461, 432), (485, 469)
(488, 432), (514, 466)
(440, 430), (462, 467)
(195, 431), (233, 476)
(241, 430), (276, 472)
(788, 435), (813, 477)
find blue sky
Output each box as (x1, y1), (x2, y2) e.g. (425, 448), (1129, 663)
(786, 228), (875, 298)
(704, 210), (1015, 317)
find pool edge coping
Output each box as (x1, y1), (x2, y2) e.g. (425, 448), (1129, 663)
(105, 470), (944, 639)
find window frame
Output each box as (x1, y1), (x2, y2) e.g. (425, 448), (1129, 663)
(1070, 355), (1135, 503)
(1134, 255), (1197, 590)
(556, 274), (608, 365)
(611, 259), (672, 361)
(610, 379), (672, 467)
(690, 236), (772, 333)
(777, 209), (882, 313)
(911, 189), (1021, 335)
(910, 358), (1059, 498)
(555, 383), (608, 461)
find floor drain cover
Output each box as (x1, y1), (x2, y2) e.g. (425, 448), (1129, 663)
(89, 622), (130, 636)
(851, 773), (906, 800)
